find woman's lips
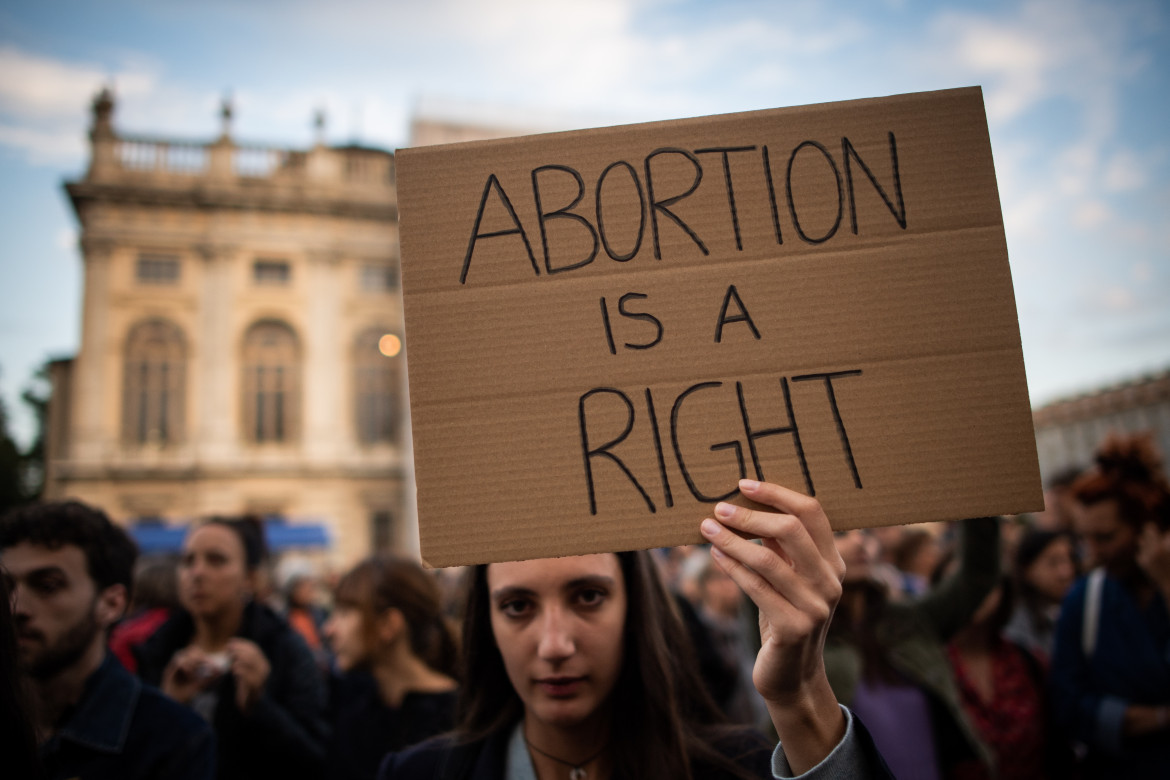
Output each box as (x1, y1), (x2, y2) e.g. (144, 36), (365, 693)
(536, 676), (585, 697)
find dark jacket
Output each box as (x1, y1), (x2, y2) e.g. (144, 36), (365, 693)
(39, 653), (215, 780)
(327, 670), (457, 780)
(136, 601), (329, 780)
(376, 709), (893, 780)
(1050, 571), (1170, 778)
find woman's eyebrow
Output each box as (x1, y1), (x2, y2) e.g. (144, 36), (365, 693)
(490, 585), (536, 601)
(564, 575), (616, 591)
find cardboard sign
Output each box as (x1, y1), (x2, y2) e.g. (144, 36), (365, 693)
(397, 87), (1043, 568)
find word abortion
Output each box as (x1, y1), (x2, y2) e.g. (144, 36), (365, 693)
(459, 132), (906, 283)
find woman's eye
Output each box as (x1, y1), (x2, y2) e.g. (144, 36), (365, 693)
(498, 599), (531, 618)
(576, 588), (606, 607)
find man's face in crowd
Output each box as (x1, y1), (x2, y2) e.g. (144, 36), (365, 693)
(3, 542), (107, 680)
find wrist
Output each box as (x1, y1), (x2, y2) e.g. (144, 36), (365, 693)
(765, 673), (845, 772)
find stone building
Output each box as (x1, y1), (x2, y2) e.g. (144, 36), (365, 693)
(43, 90), (409, 567)
(1032, 368), (1170, 484)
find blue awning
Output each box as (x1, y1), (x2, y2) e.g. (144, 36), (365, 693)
(129, 519), (331, 554)
(129, 525), (188, 554)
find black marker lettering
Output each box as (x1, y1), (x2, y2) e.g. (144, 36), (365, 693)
(786, 140), (843, 245)
(596, 160), (646, 262)
(762, 145), (783, 245)
(737, 379), (813, 495)
(532, 164), (598, 275)
(579, 388), (656, 515)
(695, 146), (756, 251)
(714, 284), (761, 343)
(460, 173), (539, 284)
(599, 297), (617, 355)
(671, 382), (743, 503)
(792, 370), (863, 488)
(644, 148), (709, 260)
(645, 388), (673, 508)
(617, 292), (663, 350)
(842, 132), (906, 233)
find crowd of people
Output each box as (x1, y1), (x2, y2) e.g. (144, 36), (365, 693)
(2, 432), (1169, 779)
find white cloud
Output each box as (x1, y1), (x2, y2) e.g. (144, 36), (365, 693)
(1103, 149), (1149, 192)
(0, 123), (86, 165)
(1073, 200), (1111, 229)
(0, 47), (109, 120)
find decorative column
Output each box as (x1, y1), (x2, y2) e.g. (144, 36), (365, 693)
(304, 249), (344, 461)
(196, 243), (237, 462)
(71, 236), (115, 463)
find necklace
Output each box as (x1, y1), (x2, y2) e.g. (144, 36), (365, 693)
(524, 737), (608, 780)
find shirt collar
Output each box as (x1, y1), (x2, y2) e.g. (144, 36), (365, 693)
(57, 653), (141, 754)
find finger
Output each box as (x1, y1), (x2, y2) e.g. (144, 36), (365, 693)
(701, 516), (838, 615)
(706, 545), (831, 643)
(711, 500), (830, 582)
(738, 479), (837, 560)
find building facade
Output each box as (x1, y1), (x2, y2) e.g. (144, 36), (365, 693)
(44, 91), (409, 566)
(1032, 369), (1170, 484)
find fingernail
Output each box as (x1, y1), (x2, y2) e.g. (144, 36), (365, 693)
(710, 546), (727, 560)
(739, 479), (759, 491)
(714, 502), (734, 520)
(701, 518), (720, 538)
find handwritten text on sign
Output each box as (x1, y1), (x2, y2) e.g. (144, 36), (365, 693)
(397, 87), (1042, 567)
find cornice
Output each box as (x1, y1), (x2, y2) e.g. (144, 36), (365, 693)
(64, 180), (398, 222)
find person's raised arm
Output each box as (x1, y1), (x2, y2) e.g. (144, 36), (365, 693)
(699, 479), (846, 775)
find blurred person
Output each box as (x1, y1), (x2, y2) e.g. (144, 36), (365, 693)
(946, 579), (1068, 780)
(1050, 433), (1170, 778)
(866, 525), (914, 601)
(378, 480), (893, 779)
(323, 555), (458, 780)
(1, 501), (214, 780)
(695, 555), (768, 728)
(1036, 466), (1084, 533)
(110, 553), (181, 673)
(136, 516), (328, 780)
(1003, 529), (1077, 665)
(280, 558), (330, 672)
(657, 544), (743, 723)
(825, 517), (1001, 780)
(0, 551), (44, 779)
(891, 527), (943, 598)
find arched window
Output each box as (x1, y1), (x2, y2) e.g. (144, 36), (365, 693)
(242, 320), (300, 443)
(354, 327), (402, 445)
(122, 319), (186, 445)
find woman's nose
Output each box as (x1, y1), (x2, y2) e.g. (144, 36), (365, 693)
(537, 607), (575, 660)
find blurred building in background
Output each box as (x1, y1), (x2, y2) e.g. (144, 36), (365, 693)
(43, 90), (408, 567)
(1033, 368), (1170, 484)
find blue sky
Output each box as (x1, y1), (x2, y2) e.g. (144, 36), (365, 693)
(1, 0), (1168, 445)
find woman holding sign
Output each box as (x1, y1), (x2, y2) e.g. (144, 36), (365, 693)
(378, 479), (891, 779)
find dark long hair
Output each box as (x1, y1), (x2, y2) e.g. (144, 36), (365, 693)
(456, 550), (763, 780)
(333, 555), (458, 678)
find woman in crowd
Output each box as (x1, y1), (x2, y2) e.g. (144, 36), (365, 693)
(1049, 433), (1170, 778)
(824, 516), (1001, 779)
(1003, 529), (1077, 665)
(324, 555), (459, 780)
(136, 516), (329, 780)
(946, 579), (1066, 780)
(378, 479), (892, 780)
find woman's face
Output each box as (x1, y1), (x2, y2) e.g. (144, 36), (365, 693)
(323, 605), (369, 672)
(834, 530), (873, 583)
(487, 554), (627, 732)
(1074, 499), (1138, 577)
(1024, 536), (1076, 603)
(179, 524), (251, 619)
